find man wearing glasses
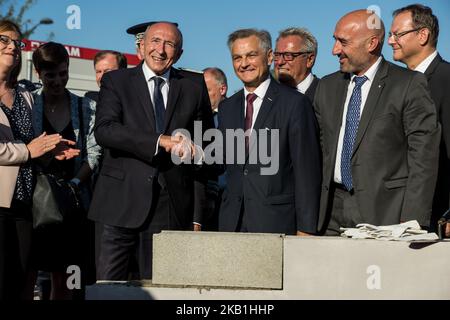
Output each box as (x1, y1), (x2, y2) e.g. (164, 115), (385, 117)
(389, 4), (450, 237)
(314, 9), (440, 235)
(273, 27), (320, 103)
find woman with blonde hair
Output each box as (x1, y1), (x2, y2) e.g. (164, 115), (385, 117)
(0, 20), (78, 300)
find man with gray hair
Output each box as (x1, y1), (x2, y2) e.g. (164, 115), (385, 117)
(218, 28), (321, 235)
(274, 27), (320, 103)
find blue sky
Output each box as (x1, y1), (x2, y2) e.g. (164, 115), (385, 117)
(16, 0), (450, 93)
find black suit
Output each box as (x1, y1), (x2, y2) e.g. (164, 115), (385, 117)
(84, 91), (99, 103)
(426, 54), (450, 229)
(314, 58), (440, 233)
(89, 63), (213, 279)
(218, 78), (321, 235)
(304, 75), (320, 104)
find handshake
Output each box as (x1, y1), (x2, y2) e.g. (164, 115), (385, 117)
(159, 132), (203, 164)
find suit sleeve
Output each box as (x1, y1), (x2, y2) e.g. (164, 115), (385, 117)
(193, 76), (215, 225)
(94, 73), (160, 163)
(0, 140), (29, 165)
(290, 95), (322, 233)
(401, 72), (441, 225)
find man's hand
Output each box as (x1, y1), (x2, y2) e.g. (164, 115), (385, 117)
(159, 135), (183, 153)
(159, 133), (200, 163)
(297, 231), (313, 237)
(27, 132), (62, 159)
(53, 139), (81, 160)
(193, 224), (201, 232)
(445, 222), (450, 238)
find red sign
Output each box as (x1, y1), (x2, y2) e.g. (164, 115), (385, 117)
(22, 39), (141, 66)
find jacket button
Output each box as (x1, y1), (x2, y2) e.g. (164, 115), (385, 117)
(244, 169), (248, 175)
(237, 196), (242, 202)
(147, 176), (153, 182)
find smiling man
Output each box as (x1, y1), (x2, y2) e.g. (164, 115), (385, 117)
(218, 28), (321, 235)
(274, 27), (320, 103)
(314, 9), (440, 235)
(89, 21), (214, 280)
(389, 4), (450, 234)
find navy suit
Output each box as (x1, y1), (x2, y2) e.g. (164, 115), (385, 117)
(218, 79), (321, 234)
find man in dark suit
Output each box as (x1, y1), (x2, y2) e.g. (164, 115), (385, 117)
(389, 4), (450, 235)
(314, 9), (440, 235)
(203, 67), (228, 231)
(274, 27), (320, 103)
(89, 21), (214, 280)
(218, 29), (321, 235)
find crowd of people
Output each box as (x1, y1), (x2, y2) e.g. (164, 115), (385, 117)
(0, 3), (449, 300)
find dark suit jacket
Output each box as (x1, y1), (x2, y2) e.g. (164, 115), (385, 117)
(304, 75), (320, 104)
(84, 91), (99, 103)
(426, 54), (450, 223)
(218, 78), (321, 234)
(88, 63), (214, 229)
(314, 58), (441, 231)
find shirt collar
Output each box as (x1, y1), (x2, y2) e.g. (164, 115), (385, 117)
(244, 76), (271, 100)
(296, 73), (314, 94)
(414, 51), (438, 73)
(351, 56), (383, 83)
(142, 62), (171, 84)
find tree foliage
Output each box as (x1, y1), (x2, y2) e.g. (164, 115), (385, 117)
(0, 0), (53, 39)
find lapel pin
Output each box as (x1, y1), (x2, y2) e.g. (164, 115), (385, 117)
(267, 97), (273, 102)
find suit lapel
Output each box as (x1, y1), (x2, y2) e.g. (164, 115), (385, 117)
(235, 90), (245, 131)
(133, 63), (156, 132)
(329, 73), (350, 158)
(352, 59), (388, 156)
(164, 68), (182, 133)
(247, 79), (278, 159)
(424, 54), (442, 80)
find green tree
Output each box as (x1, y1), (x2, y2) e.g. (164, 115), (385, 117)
(0, 0), (53, 39)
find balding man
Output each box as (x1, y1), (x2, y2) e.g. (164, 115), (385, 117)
(314, 9), (440, 235)
(89, 22), (213, 280)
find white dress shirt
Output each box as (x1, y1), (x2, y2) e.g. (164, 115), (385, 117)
(334, 56), (383, 183)
(414, 50), (438, 73)
(244, 77), (271, 130)
(296, 73), (314, 94)
(142, 62), (170, 154)
(142, 62), (170, 108)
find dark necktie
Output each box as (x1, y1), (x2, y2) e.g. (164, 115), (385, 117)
(341, 75), (368, 191)
(152, 76), (166, 133)
(245, 93), (257, 152)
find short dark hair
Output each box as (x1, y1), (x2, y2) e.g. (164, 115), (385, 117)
(32, 42), (69, 73)
(393, 4), (439, 47)
(94, 50), (128, 69)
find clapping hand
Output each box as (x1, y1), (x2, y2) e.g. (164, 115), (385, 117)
(171, 132), (196, 162)
(27, 132), (62, 158)
(53, 139), (81, 160)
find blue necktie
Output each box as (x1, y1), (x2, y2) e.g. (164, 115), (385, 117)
(152, 76), (165, 134)
(341, 75), (368, 191)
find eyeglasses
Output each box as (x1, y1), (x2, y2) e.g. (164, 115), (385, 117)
(388, 28), (422, 42)
(273, 51), (311, 61)
(0, 34), (26, 49)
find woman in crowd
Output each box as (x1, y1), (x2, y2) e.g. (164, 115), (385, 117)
(0, 20), (77, 300)
(31, 42), (101, 300)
